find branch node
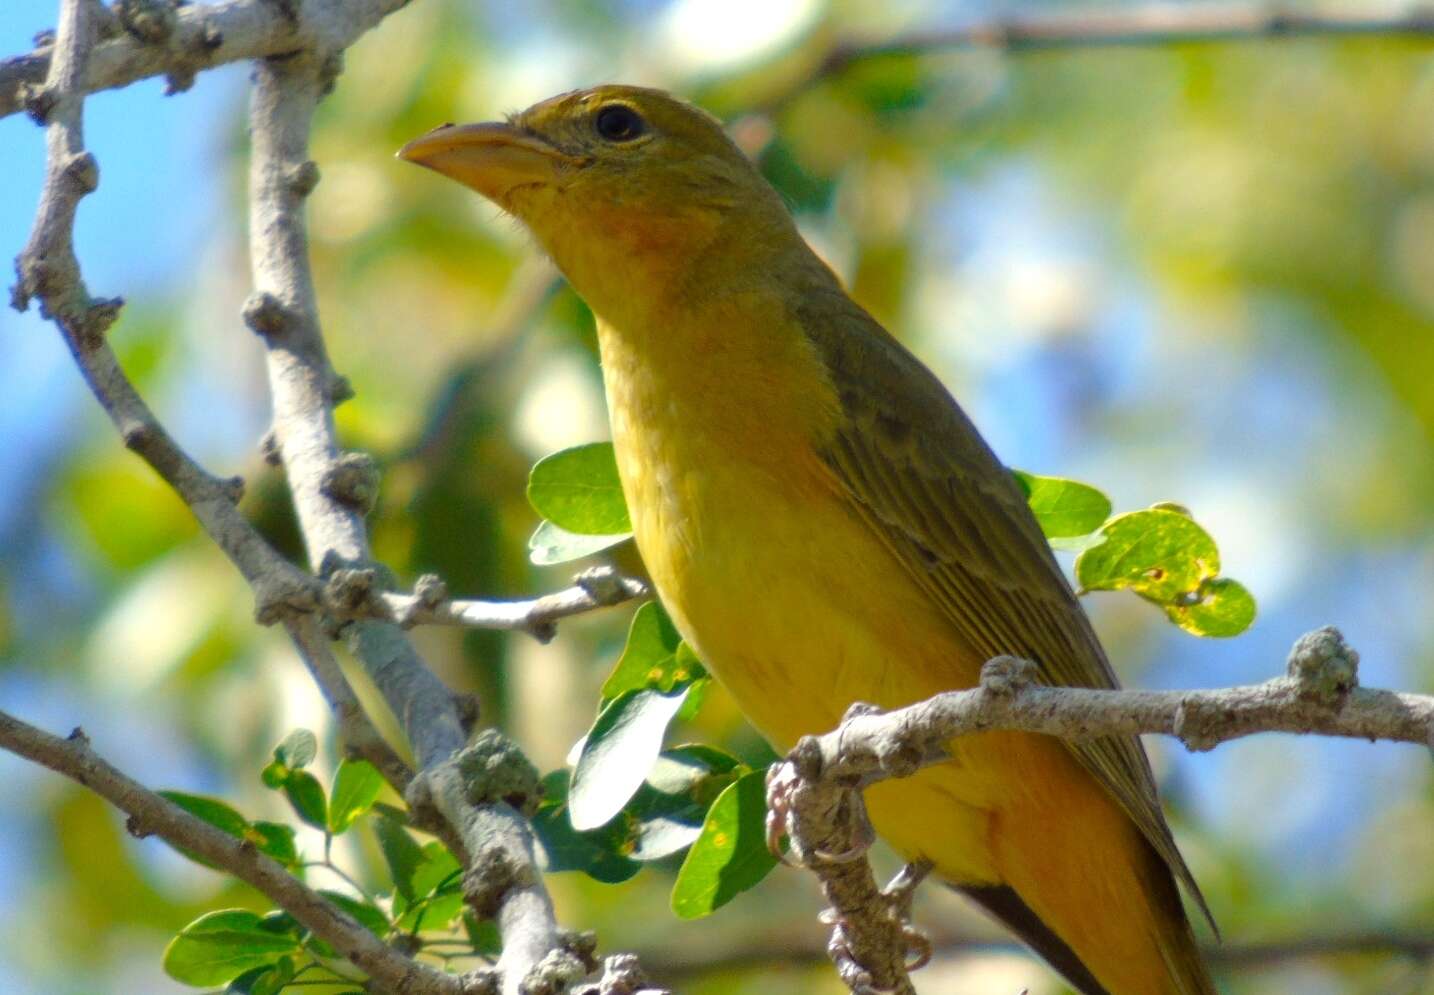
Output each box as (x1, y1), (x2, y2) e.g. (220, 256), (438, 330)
(252, 574), (320, 626)
(318, 50), (344, 96)
(979, 654), (1037, 696)
(67, 726), (88, 745)
(285, 159), (321, 197)
(519, 945), (592, 995)
(1174, 695), (1225, 753)
(82, 295), (124, 346)
(460, 970), (502, 995)
(20, 82), (57, 124)
(327, 371), (355, 406)
(63, 151), (99, 194)
(241, 290), (293, 338)
(198, 25), (224, 52)
(322, 566), (382, 622)
(114, 0), (178, 44)
(573, 952), (660, 995)
(124, 813), (153, 838)
(220, 474), (246, 504)
(320, 451), (380, 512)
(120, 419), (154, 451)
(1287, 625), (1359, 705)
(259, 428), (282, 466)
(163, 68), (196, 96)
(463, 843), (525, 920)
(453, 691), (482, 735)
(456, 729), (542, 817)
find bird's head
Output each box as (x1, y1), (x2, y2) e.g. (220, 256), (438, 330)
(398, 85), (799, 323)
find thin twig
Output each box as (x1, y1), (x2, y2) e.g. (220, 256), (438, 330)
(364, 566), (648, 642)
(0, 710), (465, 995)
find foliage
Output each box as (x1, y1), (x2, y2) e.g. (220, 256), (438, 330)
(6, 1), (1434, 992)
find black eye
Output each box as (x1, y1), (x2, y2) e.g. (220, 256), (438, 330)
(595, 104), (646, 143)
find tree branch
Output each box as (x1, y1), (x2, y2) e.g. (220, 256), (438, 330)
(767, 627), (1434, 994)
(1, 0), (413, 121)
(818, 2), (1434, 74)
(0, 709), (466, 995)
(321, 565), (648, 642)
(243, 45), (569, 995)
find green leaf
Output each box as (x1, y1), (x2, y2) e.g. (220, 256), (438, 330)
(601, 601), (686, 698)
(1013, 470), (1113, 539)
(225, 958), (293, 995)
(1075, 506), (1256, 638)
(260, 760), (288, 790)
(1076, 507), (1221, 601)
(531, 771), (641, 884)
(463, 913), (503, 957)
(274, 729), (317, 769)
(646, 745), (742, 794)
(318, 890), (389, 937)
(528, 519), (630, 566)
(409, 841), (462, 899)
(247, 822), (298, 868)
(162, 909), (301, 986)
(328, 759), (383, 835)
(1163, 577), (1257, 638)
(281, 770), (328, 832)
(570, 687), (691, 830)
(527, 442), (632, 535)
(671, 770), (779, 919)
(159, 791), (249, 839)
(373, 813), (425, 902)
(393, 843), (464, 932)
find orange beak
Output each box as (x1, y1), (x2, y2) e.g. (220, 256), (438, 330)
(396, 122), (576, 201)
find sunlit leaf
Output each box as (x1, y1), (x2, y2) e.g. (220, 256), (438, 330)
(531, 772), (641, 884)
(162, 910), (300, 986)
(569, 687), (691, 830)
(601, 601), (685, 698)
(246, 822), (298, 868)
(526, 442), (631, 535)
(528, 519), (630, 566)
(281, 771), (328, 832)
(1013, 470), (1113, 539)
(1163, 577), (1257, 638)
(1076, 507), (1220, 601)
(327, 759), (383, 835)
(274, 730), (318, 770)
(671, 770), (779, 919)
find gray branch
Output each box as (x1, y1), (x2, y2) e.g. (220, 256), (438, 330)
(9, 2), (1434, 124)
(322, 565), (648, 642)
(768, 627), (1434, 994)
(819, 2), (1434, 71)
(0, 709), (466, 995)
(1, 0), (413, 120)
(243, 43), (567, 995)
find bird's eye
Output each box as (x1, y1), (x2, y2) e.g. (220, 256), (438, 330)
(594, 104), (646, 143)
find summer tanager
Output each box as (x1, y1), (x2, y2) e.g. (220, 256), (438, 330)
(400, 86), (1217, 995)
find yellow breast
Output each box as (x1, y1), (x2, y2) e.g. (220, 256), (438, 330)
(594, 303), (976, 748)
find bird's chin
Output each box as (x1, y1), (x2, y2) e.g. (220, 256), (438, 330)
(396, 122), (578, 204)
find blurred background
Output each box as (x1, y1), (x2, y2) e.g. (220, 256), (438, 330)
(3, 0), (1433, 992)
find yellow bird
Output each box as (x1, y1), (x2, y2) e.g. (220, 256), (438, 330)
(400, 86), (1217, 995)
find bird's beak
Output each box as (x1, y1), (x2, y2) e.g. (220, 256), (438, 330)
(396, 122), (574, 201)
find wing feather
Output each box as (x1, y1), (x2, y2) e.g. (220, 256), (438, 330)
(794, 285), (1215, 932)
